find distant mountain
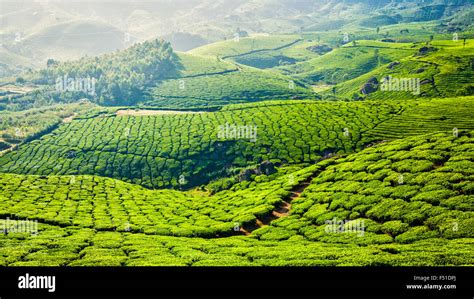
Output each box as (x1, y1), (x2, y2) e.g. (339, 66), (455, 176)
(11, 20), (129, 62)
(0, 0), (471, 77)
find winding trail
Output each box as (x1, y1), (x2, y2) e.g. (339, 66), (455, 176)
(222, 39), (304, 60)
(239, 137), (391, 236)
(239, 171), (318, 236)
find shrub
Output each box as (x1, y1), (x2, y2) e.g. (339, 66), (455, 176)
(395, 226), (439, 244)
(381, 220), (409, 236)
(411, 189), (457, 205)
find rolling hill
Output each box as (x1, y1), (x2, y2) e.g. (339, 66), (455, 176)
(7, 37), (314, 109)
(0, 130), (472, 266)
(324, 39), (474, 100)
(1, 97), (473, 189)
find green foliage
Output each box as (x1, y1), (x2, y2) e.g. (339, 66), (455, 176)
(327, 40), (474, 101)
(0, 100), (405, 188)
(381, 220), (409, 236)
(395, 226), (439, 244)
(1, 24), (473, 267)
(280, 40), (417, 85)
(31, 39), (177, 106)
(147, 67), (314, 108)
(260, 131), (474, 247)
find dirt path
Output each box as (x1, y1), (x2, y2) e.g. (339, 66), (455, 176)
(222, 39), (304, 60)
(0, 145), (16, 157)
(239, 174), (315, 236)
(63, 113), (77, 123)
(169, 69), (239, 80)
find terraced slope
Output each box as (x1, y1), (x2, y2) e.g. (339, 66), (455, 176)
(251, 131), (474, 245)
(1, 97), (473, 188)
(367, 97), (474, 139)
(11, 38), (313, 110)
(0, 165), (317, 238)
(1, 222), (471, 266)
(189, 35), (302, 59)
(327, 40), (474, 100)
(0, 100), (405, 188)
(279, 40), (418, 84)
(0, 131), (472, 266)
(146, 65), (314, 109)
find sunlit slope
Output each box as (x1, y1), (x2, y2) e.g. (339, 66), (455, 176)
(279, 40), (418, 84)
(0, 165), (315, 237)
(0, 131), (472, 266)
(367, 97), (474, 140)
(171, 52), (238, 77)
(1, 97), (473, 188)
(0, 100), (403, 188)
(189, 35), (302, 58)
(187, 34), (332, 70)
(146, 64), (314, 108)
(324, 40), (474, 100)
(13, 39), (314, 109)
(1, 221), (471, 266)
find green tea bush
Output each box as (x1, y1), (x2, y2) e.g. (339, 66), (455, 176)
(381, 220), (409, 236)
(395, 226), (439, 244)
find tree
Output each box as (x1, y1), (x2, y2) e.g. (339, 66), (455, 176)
(46, 59), (59, 68)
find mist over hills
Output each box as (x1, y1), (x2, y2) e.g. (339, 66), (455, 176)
(0, 0), (471, 76)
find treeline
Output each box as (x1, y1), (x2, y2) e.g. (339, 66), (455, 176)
(30, 39), (178, 106)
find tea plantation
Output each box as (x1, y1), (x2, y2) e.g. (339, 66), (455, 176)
(0, 100), (405, 188)
(1, 97), (473, 189)
(329, 40), (474, 100)
(0, 131), (472, 266)
(0, 165), (318, 237)
(253, 131), (474, 245)
(1, 17), (473, 267)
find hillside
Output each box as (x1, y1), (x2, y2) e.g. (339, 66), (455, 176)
(325, 39), (474, 100)
(189, 35), (302, 58)
(1, 97), (473, 189)
(146, 64), (314, 108)
(1, 0), (471, 79)
(5, 38), (314, 110)
(279, 40), (418, 84)
(0, 130), (472, 266)
(253, 131), (474, 244)
(13, 20), (129, 63)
